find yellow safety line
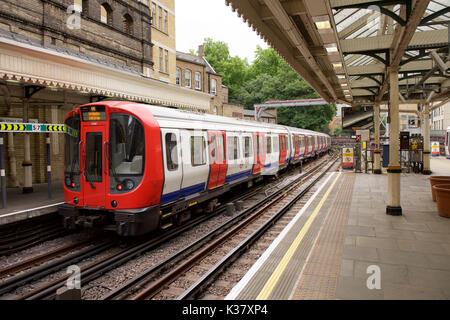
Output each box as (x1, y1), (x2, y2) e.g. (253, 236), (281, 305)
(256, 172), (342, 300)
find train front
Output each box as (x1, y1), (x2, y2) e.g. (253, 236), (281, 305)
(59, 102), (163, 236)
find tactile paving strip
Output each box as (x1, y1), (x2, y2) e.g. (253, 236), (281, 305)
(291, 172), (355, 299)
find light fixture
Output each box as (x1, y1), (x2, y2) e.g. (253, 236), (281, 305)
(341, 83), (348, 87)
(325, 44), (338, 53)
(315, 20), (331, 30)
(337, 74), (345, 79)
(313, 15), (332, 31)
(333, 63), (342, 68)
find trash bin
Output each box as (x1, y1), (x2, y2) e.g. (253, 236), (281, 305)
(382, 144), (389, 168)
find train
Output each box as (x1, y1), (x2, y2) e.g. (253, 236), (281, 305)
(59, 101), (331, 236)
(446, 126), (450, 159)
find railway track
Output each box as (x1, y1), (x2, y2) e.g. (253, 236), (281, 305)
(0, 213), (67, 256)
(1, 154), (333, 300)
(102, 155), (337, 300)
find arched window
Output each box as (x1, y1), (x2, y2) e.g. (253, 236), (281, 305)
(123, 14), (133, 34)
(100, 3), (112, 25)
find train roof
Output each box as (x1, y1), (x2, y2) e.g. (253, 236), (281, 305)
(100, 101), (329, 137)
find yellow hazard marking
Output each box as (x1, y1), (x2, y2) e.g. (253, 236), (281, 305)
(188, 202), (198, 207)
(256, 172), (342, 300)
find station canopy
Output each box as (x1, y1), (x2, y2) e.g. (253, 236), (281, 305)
(225, 0), (450, 109)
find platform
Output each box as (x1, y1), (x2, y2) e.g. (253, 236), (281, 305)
(226, 157), (450, 300)
(0, 181), (64, 225)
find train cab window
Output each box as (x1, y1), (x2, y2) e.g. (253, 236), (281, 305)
(85, 132), (103, 182)
(109, 114), (145, 175)
(191, 136), (206, 166)
(266, 136), (272, 154)
(244, 136), (251, 158)
(64, 116), (80, 189)
(165, 133), (178, 171)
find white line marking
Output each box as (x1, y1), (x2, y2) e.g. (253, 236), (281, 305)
(225, 171), (337, 300)
(0, 202), (64, 218)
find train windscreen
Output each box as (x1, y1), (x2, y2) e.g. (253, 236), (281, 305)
(64, 115), (81, 190)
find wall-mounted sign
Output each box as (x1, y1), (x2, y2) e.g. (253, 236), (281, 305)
(343, 147), (354, 169)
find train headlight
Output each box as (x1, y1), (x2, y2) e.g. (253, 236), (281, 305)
(116, 184), (123, 191)
(73, 197), (79, 204)
(124, 179), (134, 190)
(111, 200), (117, 208)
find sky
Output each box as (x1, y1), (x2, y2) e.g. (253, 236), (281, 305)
(175, 0), (268, 63)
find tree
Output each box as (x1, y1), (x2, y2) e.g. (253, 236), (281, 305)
(191, 40), (336, 132)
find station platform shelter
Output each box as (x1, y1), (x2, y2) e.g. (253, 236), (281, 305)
(226, 157), (450, 300)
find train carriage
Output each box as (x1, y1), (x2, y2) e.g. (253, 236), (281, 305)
(60, 101), (330, 236)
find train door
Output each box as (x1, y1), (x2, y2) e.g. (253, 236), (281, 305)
(279, 134), (287, 165)
(81, 124), (107, 208)
(299, 135), (305, 158)
(217, 131), (228, 186)
(252, 132), (265, 174)
(208, 130), (227, 189)
(161, 129), (183, 204)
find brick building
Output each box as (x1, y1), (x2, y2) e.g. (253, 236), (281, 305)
(149, 0), (176, 84)
(0, 0), (210, 190)
(176, 45), (224, 115)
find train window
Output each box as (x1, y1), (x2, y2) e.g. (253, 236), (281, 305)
(273, 136), (278, 153)
(227, 136), (239, 161)
(244, 136), (251, 158)
(219, 134), (225, 163)
(191, 136), (206, 166)
(210, 135), (217, 163)
(64, 115), (80, 189)
(85, 132), (103, 182)
(165, 133), (178, 171)
(109, 114), (145, 175)
(266, 136), (272, 154)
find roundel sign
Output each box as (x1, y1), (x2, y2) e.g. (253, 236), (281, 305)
(342, 147), (354, 169)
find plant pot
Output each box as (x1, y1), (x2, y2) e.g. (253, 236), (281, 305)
(429, 176), (450, 201)
(433, 184), (450, 218)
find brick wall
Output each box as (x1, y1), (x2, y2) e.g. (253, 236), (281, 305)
(0, 0), (153, 72)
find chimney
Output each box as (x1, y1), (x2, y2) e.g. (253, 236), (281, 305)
(198, 44), (205, 58)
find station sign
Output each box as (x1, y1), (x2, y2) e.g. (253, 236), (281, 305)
(342, 147), (354, 169)
(0, 122), (78, 137)
(431, 141), (440, 157)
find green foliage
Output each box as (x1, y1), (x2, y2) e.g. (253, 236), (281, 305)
(193, 39), (336, 132)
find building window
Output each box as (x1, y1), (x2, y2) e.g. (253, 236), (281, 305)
(158, 6), (162, 29)
(211, 78), (217, 95)
(164, 10), (168, 33)
(159, 47), (163, 71)
(100, 3), (112, 25)
(213, 106), (217, 115)
(195, 72), (201, 90)
(123, 14), (133, 35)
(185, 70), (191, 88)
(151, 3), (156, 25)
(176, 67), (181, 85)
(164, 50), (168, 73)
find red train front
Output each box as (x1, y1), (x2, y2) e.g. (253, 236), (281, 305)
(60, 101), (164, 236)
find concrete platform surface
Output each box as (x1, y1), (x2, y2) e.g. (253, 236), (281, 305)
(227, 157), (450, 300)
(0, 181), (64, 225)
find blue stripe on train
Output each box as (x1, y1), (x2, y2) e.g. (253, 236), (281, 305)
(264, 161), (279, 169)
(225, 169), (252, 183)
(161, 182), (206, 205)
